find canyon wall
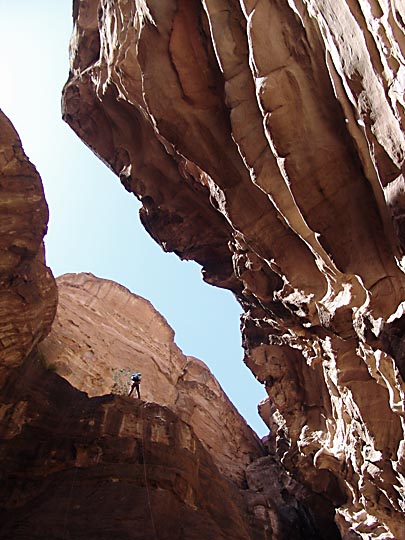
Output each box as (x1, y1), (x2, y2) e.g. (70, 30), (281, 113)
(0, 109), (57, 379)
(0, 113), (323, 538)
(37, 271), (334, 539)
(39, 272), (264, 485)
(63, 1), (405, 538)
(0, 357), (266, 540)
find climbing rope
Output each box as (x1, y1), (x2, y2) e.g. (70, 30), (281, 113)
(63, 465), (78, 539)
(140, 403), (159, 540)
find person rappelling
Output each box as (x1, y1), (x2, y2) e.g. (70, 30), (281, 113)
(128, 372), (142, 399)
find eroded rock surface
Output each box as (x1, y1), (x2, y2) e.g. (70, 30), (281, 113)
(1, 269), (327, 540)
(0, 357), (264, 540)
(39, 272), (264, 485)
(37, 272), (339, 539)
(0, 114), (326, 539)
(0, 109), (57, 379)
(63, 1), (405, 538)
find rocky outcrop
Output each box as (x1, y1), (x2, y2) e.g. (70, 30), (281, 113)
(39, 272), (264, 485)
(63, 1), (405, 538)
(37, 272), (340, 539)
(0, 356), (264, 540)
(0, 110), (57, 379)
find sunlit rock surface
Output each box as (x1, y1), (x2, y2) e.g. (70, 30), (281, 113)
(63, 1), (405, 537)
(40, 272), (264, 485)
(0, 109), (57, 379)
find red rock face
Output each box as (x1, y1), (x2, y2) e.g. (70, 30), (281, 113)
(0, 110), (57, 379)
(39, 272), (265, 486)
(63, 2), (405, 538)
(1, 268), (330, 540)
(0, 358), (261, 540)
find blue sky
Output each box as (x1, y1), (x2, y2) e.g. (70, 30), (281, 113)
(0, 1), (268, 436)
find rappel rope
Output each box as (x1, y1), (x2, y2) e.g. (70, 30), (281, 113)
(140, 403), (159, 540)
(63, 465), (78, 540)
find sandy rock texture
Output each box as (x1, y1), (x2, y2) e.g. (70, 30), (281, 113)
(63, 1), (405, 538)
(39, 272), (264, 485)
(0, 110), (57, 379)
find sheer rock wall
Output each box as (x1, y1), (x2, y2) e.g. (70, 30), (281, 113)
(38, 271), (333, 539)
(0, 110), (57, 380)
(39, 272), (265, 486)
(63, 1), (405, 538)
(0, 358), (265, 540)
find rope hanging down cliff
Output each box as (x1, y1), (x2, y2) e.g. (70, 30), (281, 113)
(140, 404), (159, 540)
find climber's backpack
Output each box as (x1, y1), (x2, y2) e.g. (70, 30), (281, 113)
(131, 373), (141, 383)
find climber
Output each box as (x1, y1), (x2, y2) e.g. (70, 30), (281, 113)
(128, 372), (141, 399)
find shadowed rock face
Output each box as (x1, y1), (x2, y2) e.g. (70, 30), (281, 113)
(0, 110), (57, 380)
(34, 271), (341, 540)
(0, 357), (264, 540)
(63, 1), (405, 538)
(1, 269), (331, 540)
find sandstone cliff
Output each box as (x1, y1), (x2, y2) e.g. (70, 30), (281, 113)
(1, 270), (334, 539)
(63, 1), (405, 538)
(0, 357), (266, 540)
(0, 109), (57, 379)
(39, 271), (264, 485)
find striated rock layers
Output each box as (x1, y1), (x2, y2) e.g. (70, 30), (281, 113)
(39, 272), (264, 485)
(0, 358), (272, 540)
(63, 1), (405, 538)
(0, 110), (57, 380)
